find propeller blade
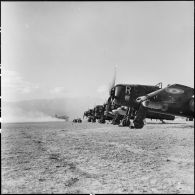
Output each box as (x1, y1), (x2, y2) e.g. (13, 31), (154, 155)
(108, 65), (117, 95)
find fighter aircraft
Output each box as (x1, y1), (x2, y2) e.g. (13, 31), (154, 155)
(83, 102), (119, 124)
(84, 65), (119, 124)
(93, 105), (105, 123)
(84, 104), (113, 123)
(95, 103), (123, 124)
(83, 108), (96, 122)
(107, 82), (177, 128)
(83, 110), (90, 120)
(135, 84), (194, 128)
(54, 114), (69, 121)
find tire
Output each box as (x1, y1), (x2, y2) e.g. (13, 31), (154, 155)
(112, 119), (120, 125)
(99, 117), (105, 123)
(133, 120), (144, 129)
(121, 119), (126, 126)
(126, 120), (130, 126)
(101, 118), (105, 123)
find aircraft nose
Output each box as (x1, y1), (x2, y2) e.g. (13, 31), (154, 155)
(189, 97), (194, 112)
(113, 98), (119, 105)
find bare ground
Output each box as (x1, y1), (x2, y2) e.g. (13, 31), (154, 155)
(1, 121), (194, 194)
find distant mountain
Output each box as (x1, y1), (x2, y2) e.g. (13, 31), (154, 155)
(2, 97), (105, 123)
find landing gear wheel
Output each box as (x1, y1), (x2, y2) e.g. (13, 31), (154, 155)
(133, 120), (144, 129)
(121, 119), (126, 126)
(112, 114), (121, 125)
(112, 118), (120, 125)
(92, 118), (96, 123)
(126, 120), (130, 126)
(88, 118), (91, 122)
(100, 118), (105, 124)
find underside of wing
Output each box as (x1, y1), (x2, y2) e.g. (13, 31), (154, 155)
(140, 84), (194, 117)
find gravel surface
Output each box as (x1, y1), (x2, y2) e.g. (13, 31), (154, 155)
(1, 120), (194, 194)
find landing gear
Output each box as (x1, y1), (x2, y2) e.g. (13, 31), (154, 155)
(186, 117), (193, 121)
(111, 118), (120, 125)
(133, 120), (144, 129)
(98, 117), (105, 124)
(131, 105), (146, 129)
(92, 118), (96, 123)
(88, 118), (92, 122)
(112, 114), (122, 125)
(121, 118), (131, 126)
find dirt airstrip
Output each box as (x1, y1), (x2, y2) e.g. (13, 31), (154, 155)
(1, 120), (194, 194)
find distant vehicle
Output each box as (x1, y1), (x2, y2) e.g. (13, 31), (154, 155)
(77, 118), (82, 123)
(72, 118), (82, 123)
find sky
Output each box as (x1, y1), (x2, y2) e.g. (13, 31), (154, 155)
(2, 1), (194, 103)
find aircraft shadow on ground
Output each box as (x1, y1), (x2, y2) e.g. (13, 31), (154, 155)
(118, 122), (187, 127)
(146, 122), (187, 125)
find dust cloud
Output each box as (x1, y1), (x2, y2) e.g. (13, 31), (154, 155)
(2, 97), (104, 123)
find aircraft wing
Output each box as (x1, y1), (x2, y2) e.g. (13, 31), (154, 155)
(137, 84), (194, 117)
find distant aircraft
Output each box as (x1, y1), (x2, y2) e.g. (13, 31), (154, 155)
(83, 65), (119, 124)
(54, 114), (69, 121)
(84, 104), (113, 123)
(94, 105), (105, 123)
(83, 109), (96, 122)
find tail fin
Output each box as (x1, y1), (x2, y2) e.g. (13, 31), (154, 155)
(155, 82), (162, 88)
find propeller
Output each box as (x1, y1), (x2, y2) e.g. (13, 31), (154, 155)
(108, 65), (117, 95)
(105, 65), (117, 114)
